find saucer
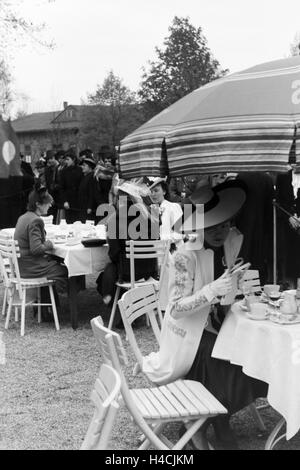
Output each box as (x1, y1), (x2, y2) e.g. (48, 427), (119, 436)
(246, 312), (267, 321)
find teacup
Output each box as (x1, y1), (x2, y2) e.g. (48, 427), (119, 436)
(249, 302), (268, 320)
(263, 284), (280, 297)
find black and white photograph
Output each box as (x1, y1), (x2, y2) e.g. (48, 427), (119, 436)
(1, 0), (300, 453)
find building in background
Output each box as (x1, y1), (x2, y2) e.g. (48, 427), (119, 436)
(12, 102), (83, 163)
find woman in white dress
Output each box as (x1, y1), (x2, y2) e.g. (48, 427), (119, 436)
(149, 178), (183, 310)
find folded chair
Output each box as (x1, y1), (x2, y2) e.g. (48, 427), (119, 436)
(91, 316), (227, 450)
(0, 235), (60, 336)
(108, 239), (170, 330)
(81, 363), (121, 450)
(118, 285), (266, 435)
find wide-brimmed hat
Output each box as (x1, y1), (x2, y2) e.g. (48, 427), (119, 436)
(173, 180), (247, 233)
(80, 156), (96, 169)
(115, 181), (151, 199)
(146, 176), (168, 190)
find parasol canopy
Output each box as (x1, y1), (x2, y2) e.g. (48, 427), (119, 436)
(120, 56), (300, 178)
(0, 116), (22, 178)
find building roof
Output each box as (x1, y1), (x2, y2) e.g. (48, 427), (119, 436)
(12, 105), (84, 133)
(12, 111), (61, 133)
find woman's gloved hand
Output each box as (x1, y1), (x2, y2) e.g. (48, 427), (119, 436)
(209, 272), (233, 297)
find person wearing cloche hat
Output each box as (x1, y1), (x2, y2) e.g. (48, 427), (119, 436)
(143, 179), (268, 449)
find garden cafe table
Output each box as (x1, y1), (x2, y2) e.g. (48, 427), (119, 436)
(212, 301), (300, 449)
(0, 224), (110, 330)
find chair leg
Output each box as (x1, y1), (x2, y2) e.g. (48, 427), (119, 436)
(2, 287), (7, 316)
(108, 286), (121, 330)
(20, 290), (26, 337)
(248, 402), (266, 432)
(14, 307), (18, 322)
(37, 287), (42, 323)
(49, 284), (60, 331)
(4, 291), (13, 329)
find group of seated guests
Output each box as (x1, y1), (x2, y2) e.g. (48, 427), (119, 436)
(13, 172), (269, 449)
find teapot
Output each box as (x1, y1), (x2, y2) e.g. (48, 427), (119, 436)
(280, 291), (298, 314)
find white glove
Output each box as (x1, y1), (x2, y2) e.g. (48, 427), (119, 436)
(209, 272), (233, 297)
(289, 216), (300, 231)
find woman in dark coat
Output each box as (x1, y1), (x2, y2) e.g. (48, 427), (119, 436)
(276, 167), (300, 287)
(59, 152), (83, 223)
(97, 182), (159, 324)
(14, 184), (68, 310)
(78, 156), (96, 222)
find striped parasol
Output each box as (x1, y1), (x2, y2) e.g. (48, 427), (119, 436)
(120, 56), (300, 178)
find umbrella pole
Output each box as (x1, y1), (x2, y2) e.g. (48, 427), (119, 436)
(273, 199), (277, 284)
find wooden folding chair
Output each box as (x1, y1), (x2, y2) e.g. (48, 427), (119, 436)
(0, 234), (60, 336)
(90, 316), (227, 450)
(81, 363), (121, 450)
(118, 285), (267, 434)
(108, 239), (170, 330)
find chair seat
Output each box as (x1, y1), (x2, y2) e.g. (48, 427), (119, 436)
(11, 277), (55, 287)
(130, 379), (227, 421)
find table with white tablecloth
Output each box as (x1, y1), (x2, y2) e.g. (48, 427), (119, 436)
(212, 302), (300, 445)
(0, 225), (110, 329)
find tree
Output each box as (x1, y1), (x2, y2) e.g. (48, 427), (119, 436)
(80, 71), (147, 152)
(290, 32), (300, 56)
(139, 16), (228, 115)
(0, 0), (55, 54)
(0, 60), (13, 117)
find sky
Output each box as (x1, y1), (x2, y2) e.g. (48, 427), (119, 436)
(9, 0), (300, 115)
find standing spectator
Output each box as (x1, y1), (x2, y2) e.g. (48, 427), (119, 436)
(276, 166), (300, 287)
(44, 151), (60, 223)
(20, 153), (34, 178)
(78, 156), (96, 222)
(59, 151), (83, 223)
(34, 159), (46, 186)
(91, 158), (115, 223)
(235, 172), (274, 285)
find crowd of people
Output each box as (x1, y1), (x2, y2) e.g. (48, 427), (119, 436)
(19, 147), (117, 225)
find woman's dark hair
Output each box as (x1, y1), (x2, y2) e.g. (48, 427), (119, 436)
(27, 182), (53, 211)
(153, 181), (170, 199)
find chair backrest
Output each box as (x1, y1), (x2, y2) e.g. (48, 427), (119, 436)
(81, 363), (121, 450)
(90, 316), (169, 450)
(125, 239), (170, 289)
(118, 285), (161, 372)
(238, 269), (261, 294)
(90, 316), (128, 370)
(0, 235), (22, 295)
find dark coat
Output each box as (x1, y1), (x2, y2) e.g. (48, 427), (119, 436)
(235, 172), (274, 284)
(78, 172), (94, 221)
(59, 165), (83, 211)
(14, 211), (67, 280)
(276, 170), (300, 280)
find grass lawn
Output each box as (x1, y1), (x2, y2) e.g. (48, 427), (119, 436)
(0, 274), (299, 450)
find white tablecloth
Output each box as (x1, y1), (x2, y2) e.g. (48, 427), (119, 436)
(52, 243), (109, 277)
(0, 225), (110, 278)
(212, 302), (300, 439)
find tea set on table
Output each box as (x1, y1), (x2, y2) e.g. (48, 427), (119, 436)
(239, 283), (300, 325)
(46, 220), (103, 246)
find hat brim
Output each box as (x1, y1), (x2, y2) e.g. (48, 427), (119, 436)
(173, 187), (246, 233)
(149, 177), (167, 190)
